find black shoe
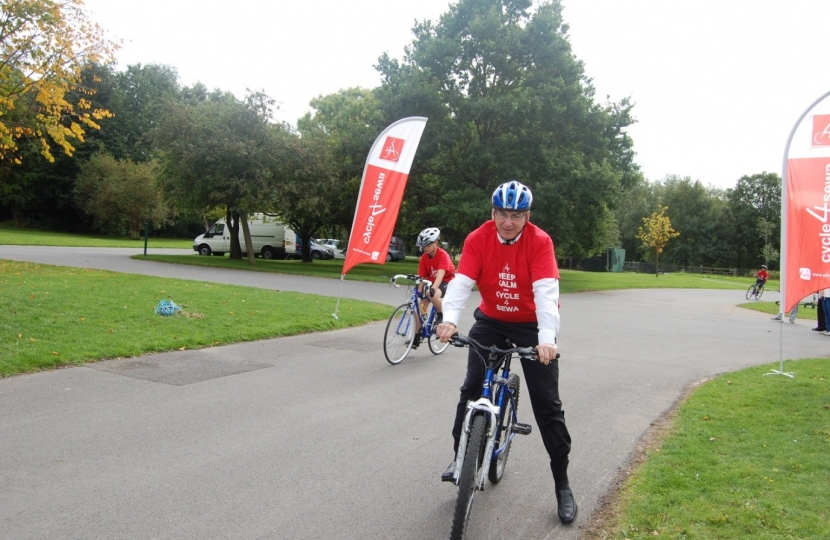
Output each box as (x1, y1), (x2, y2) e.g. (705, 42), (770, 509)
(441, 461), (456, 482)
(812, 327), (826, 332)
(405, 335), (421, 349)
(556, 488), (578, 524)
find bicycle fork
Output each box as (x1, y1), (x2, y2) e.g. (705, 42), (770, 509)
(453, 398), (500, 488)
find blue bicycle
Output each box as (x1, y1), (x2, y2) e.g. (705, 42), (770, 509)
(384, 274), (450, 364)
(448, 333), (550, 540)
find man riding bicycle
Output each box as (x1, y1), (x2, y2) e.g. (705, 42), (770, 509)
(408, 227), (455, 349)
(436, 180), (577, 525)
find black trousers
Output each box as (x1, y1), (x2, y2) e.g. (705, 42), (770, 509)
(452, 309), (572, 468)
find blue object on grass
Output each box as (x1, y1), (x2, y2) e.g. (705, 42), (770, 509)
(154, 299), (181, 316)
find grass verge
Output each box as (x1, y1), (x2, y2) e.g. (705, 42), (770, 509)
(740, 301), (820, 321)
(0, 226), (192, 248)
(586, 358), (830, 539)
(0, 260), (391, 377)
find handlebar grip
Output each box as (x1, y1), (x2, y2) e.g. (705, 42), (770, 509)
(450, 333), (468, 347)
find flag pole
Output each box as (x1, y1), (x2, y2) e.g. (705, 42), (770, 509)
(332, 275), (346, 319)
(769, 105), (794, 378)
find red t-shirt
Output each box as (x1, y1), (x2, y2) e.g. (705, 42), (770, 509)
(757, 269), (769, 280)
(418, 247), (455, 284)
(457, 221), (559, 323)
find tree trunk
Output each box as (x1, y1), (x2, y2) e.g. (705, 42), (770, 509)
(655, 251), (659, 277)
(240, 216), (256, 266)
(301, 232), (313, 263)
(228, 209), (242, 260)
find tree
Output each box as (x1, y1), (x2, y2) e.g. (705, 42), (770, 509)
(297, 87), (385, 238)
(100, 63), (181, 163)
(374, 0), (640, 255)
(268, 129), (341, 262)
(156, 89), (287, 264)
(758, 217), (779, 267)
(636, 205), (680, 276)
(726, 172), (781, 269)
(74, 152), (170, 237)
(656, 176), (729, 267)
(614, 177), (658, 262)
(0, 0), (117, 163)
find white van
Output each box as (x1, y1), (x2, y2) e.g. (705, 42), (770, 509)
(193, 214), (297, 259)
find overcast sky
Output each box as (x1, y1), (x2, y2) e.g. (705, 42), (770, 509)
(82, 0), (830, 191)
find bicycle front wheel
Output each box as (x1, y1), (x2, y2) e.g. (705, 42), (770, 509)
(450, 414), (487, 540)
(426, 306), (450, 355)
(383, 303), (415, 365)
(746, 284), (756, 300)
(755, 285), (764, 300)
(489, 374), (520, 484)
(428, 331), (450, 355)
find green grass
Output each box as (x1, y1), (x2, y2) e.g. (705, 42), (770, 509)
(740, 301), (820, 321)
(597, 359), (830, 539)
(139, 253), (768, 292)
(0, 226), (192, 248)
(556, 270), (762, 294)
(0, 260), (391, 377)
(138, 253), (420, 283)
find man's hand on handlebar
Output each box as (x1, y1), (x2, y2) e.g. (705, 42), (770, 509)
(437, 322), (457, 342)
(536, 343), (558, 365)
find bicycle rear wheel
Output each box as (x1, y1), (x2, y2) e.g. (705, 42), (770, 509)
(489, 374), (520, 484)
(746, 284), (756, 300)
(450, 414), (487, 540)
(383, 303), (415, 365)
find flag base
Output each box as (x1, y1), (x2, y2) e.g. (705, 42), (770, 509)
(764, 368), (794, 378)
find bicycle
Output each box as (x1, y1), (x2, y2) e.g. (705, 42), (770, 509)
(383, 274), (451, 364)
(447, 333), (554, 540)
(746, 281), (765, 300)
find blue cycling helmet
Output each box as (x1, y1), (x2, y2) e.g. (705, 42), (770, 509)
(492, 181), (533, 211)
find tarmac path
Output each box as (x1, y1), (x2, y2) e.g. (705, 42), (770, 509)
(1, 246), (827, 539)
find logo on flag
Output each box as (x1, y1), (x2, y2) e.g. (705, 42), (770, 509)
(380, 136), (404, 163)
(800, 267), (812, 280)
(811, 114), (830, 147)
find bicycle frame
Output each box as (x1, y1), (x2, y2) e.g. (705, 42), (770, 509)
(390, 274), (437, 339)
(451, 338), (526, 488)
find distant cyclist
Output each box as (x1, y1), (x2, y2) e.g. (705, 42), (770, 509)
(408, 227), (455, 349)
(436, 180), (577, 525)
(754, 265), (769, 291)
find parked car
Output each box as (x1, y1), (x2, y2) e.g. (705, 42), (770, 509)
(316, 238), (345, 259)
(293, 237), (335, 260)
(387, 236), (406, 262)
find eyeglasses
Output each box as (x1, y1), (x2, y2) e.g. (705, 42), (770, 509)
(494, 210), (528, 222)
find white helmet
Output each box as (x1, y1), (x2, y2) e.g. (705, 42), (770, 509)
(417, 227), (440, 247)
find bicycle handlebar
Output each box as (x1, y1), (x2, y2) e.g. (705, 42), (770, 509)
(390, 274), (433, 290)
(448, 333), (559, 362)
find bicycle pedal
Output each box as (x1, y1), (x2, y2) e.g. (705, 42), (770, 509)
(513, 423), (532, 435)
